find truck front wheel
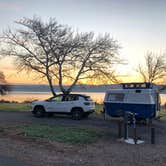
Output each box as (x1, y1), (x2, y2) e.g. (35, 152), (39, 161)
(34, 106), (45, 118)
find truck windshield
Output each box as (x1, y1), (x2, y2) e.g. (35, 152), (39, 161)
(84, 96), (92, 101)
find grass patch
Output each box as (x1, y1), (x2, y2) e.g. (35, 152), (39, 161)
(0, 102), (103, 113)
(95, 104), (103, 114)
(0, 103), (30, 112)
(21, 124), (102, 144)
(159, 109), (166, 120)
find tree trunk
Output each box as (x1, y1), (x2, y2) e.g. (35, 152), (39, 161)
(47, 76), (56, 96)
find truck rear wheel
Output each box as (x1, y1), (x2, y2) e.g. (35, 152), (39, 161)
(71, 109), (83, 120)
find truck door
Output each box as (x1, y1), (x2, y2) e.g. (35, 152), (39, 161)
(46, 95), (64, 112)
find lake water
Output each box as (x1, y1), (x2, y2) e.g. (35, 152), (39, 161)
(0, 91), (166, 105)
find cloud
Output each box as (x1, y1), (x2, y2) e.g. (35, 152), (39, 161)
(0, 2), (23, 11)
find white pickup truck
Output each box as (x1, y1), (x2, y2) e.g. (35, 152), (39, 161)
(31, 94), (95, 120)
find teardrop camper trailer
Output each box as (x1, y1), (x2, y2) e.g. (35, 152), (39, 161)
(104, 82), (160, 120)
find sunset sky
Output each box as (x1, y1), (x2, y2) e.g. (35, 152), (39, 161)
(0, 0), (166, 84)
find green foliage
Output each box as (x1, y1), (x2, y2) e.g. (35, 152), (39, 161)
(95, 104), (104, 113)
(0, 102), (103, 113)
(159, 109), (166, 120)
(0, 103), (29, 111)
(21, 125), (102, 144)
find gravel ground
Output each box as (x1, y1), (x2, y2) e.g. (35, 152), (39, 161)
(0, 111), (166, 166)
(0, 155), (35, 166)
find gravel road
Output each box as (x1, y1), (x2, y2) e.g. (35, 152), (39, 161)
(0, 111), (166, 143)
(0, 111), (166, 166)
(0, 155), (35, 166)
(0, 111), (116, 129)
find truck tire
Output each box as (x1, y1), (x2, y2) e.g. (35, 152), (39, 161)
(34, 106), (45, 118)
(71, 108), (83, 120)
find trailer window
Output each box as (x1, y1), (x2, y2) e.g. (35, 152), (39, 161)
(135, 83), (146, 88)
(108, 93), (124, 102)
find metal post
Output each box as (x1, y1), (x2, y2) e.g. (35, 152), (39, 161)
(118, 122), (122, 138)
(133, 113), (137, 144)
(151, 127), (155, 144)
(124, 112), (128, 140)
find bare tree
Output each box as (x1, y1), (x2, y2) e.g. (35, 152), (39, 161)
(137, 52), (166, 83)
(0, 16), (120, 96)
(0, 71), (5, 82)
(0, 71), (10, 95)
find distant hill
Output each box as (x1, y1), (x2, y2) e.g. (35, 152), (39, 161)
(8, 84), (119, 93)
(7, 83), (166, 94)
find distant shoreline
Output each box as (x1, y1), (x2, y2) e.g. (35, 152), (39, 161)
(7, 84), (166, 94)
(8, 90), (166, 94)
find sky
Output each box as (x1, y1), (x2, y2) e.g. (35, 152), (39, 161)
(0, 0), (166, 84)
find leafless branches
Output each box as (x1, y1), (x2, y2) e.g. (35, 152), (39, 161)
(137, 52), (166, 83)
(0, 16), (121, 95)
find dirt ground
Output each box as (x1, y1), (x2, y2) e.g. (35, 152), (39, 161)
(0, 111), (166, 166)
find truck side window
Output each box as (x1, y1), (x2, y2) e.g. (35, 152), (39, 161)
(51, 96), (63, 102)
(108, 93), (124, 102)
(63, 95), (78, 101)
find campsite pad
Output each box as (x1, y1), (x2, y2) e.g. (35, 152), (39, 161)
(0, 155), (35, 166)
